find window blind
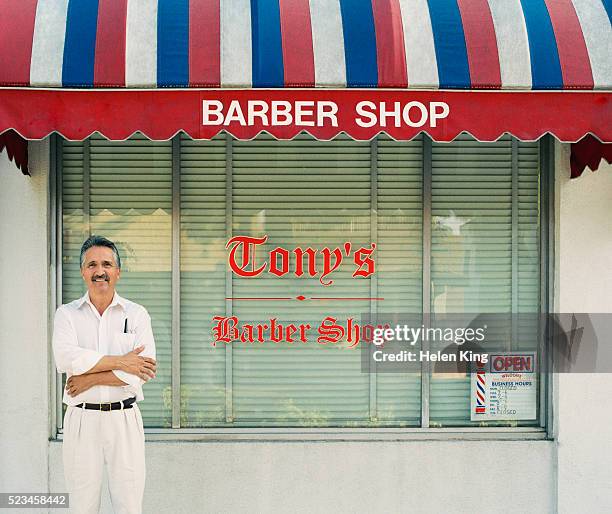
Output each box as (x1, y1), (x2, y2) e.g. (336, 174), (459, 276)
(62, 141), (86, 303)
(62, 135), (172, 427)
(376, 135), (423, 424)
(230, 134), (372, 426)
(180, 134), (227, 426)
(61, 133), (542, 429)
(178, 134), (428, 427)
(429, 135), (540, 427)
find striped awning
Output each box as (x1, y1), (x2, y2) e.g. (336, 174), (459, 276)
(0, 0), (610, 90)
(0, 0), (610, 146)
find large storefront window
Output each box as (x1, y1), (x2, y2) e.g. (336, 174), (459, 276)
(59, 133), (544, 430)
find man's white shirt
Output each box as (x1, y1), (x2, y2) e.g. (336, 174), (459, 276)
(52, 292), (156, 405)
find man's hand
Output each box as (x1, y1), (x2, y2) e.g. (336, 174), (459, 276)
(116, 346), (156, 381)
(66, 374), (95, 397)
(66, 370), (130, 395)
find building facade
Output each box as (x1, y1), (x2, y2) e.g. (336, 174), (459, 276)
(0, 1), (611, 512)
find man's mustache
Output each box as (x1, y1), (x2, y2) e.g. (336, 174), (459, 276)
(92, 274), (109, 282)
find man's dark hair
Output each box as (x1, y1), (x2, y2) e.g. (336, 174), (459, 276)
(80, 235), (121, 269)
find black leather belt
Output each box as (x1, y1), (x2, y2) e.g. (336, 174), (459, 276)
(74, 397), (136, 411)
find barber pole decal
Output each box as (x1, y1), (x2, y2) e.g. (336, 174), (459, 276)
(474, 360), (487, 415)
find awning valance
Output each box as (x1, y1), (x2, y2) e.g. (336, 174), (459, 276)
(0, 89), (609, 143)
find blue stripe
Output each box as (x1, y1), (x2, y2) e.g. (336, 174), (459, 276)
(520, 0), (563, 89)
(602, 0), (611, 23)
(339, 0), (378, 87)
(426, 0), (471, 89)
(157, 0), (189, 87)
(251, 0), (284, 87)
(62, 0), (99, 87)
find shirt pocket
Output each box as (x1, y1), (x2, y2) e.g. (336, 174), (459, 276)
(113, 332), (136, 354)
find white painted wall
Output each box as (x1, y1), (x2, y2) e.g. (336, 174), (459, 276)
(48, 440), (554, 514)
(4, 140), (612, 514)
(555, 143), (612, 514)
(0, 142), (50, 497)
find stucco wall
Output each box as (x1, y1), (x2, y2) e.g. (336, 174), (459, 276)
(0, 141), (50, 496)
(47, 440), (554, 514)
(555, 143), (612, 514)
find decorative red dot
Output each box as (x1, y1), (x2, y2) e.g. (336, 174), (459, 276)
(296, 295), (306, 301)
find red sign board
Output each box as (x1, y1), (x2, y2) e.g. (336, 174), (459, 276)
(0, 89), (609, 142)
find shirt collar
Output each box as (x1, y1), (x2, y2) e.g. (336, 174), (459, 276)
(111, 292), (128, 310)
(77, 291), (127, 311)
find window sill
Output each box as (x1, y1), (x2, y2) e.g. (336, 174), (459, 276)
(55, 427), (549, 442)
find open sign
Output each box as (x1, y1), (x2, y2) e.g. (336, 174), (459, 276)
(491, 354), (535, 373)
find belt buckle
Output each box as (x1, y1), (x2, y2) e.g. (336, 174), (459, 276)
(100, 402), (112, 411)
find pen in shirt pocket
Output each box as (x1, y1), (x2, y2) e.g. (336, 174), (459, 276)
(124, 318), (128, 334)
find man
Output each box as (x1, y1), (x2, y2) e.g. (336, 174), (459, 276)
(52, 235), (157, 514)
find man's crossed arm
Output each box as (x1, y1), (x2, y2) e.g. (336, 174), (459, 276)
(65, 346), (156, 397)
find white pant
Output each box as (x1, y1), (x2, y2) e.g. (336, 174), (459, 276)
(63, 403), (146, 514)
